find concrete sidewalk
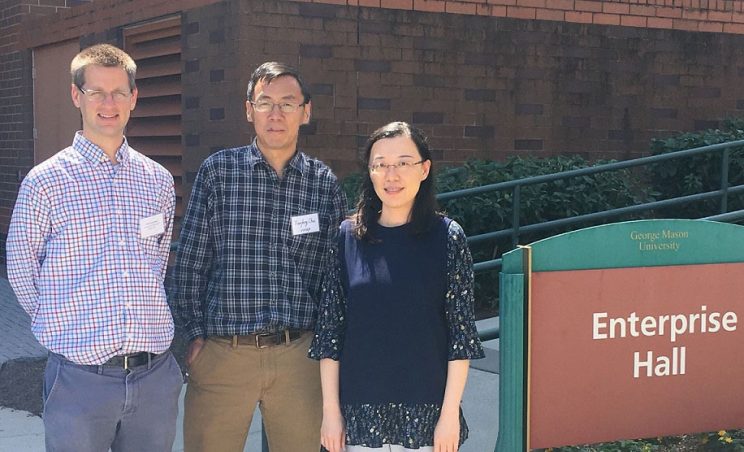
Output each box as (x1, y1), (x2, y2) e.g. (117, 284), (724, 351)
(0, 367), (498, 452)
(0, 273), (500, 451)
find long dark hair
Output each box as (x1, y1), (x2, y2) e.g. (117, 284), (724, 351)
(352, 121), (440, 241)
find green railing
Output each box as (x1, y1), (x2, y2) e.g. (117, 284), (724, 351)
(443, 139), (744, 279)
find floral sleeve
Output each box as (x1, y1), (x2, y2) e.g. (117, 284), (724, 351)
(445, 219), (486, 361)
(308, 236), (346, 361)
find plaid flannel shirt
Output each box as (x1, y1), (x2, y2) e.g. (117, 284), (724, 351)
(171, 142), (347, 341)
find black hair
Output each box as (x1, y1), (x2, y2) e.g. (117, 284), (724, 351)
(246, 61), (311, 104)
(352, 121), (440, 241)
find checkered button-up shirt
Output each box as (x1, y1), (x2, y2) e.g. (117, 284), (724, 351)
(6, 132), (176, 365)
(171, 142), (348, 342)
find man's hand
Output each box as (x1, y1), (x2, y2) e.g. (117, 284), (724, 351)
(186, 337), (205, 368)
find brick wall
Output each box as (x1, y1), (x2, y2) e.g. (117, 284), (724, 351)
(178, 0), (744, 164)
(294, 0), (744, 34)
(5, 0), (744, 249)
(171, 0), (744, 212)
(0, 0), (91, 250)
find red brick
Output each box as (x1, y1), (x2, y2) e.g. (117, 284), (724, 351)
(733, 11), (744, 23)
(545, 0), (573, 10)
(536, 8), (565, 21)
(487, 0), (516, 6)
(723, 22), (744, 34)
(358, 0), (381, 5)
(672, 18), (699, 31)
(517, 0), (546, 7)
(380, 0), (412, 9)
(681, 9), (707, 20)
(507, 5), (536, 18)
(602, 2), (629, 14)
(593, 12), (620, 25)
(565, 10), (593, 23)
(575, 0), (602, 12)
(621, 14), (647, 27)
(698, 21), (724, 32)
(708, 10), (733, 22)
(629, 5), (656, 16)
(647, 16), (673, 28)
(656, 6), (682, 18)
(485, 4), (507, 16)
(413, 0), (445, 12)
(446, 1), (478, 14)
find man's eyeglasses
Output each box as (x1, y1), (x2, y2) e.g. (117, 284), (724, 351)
(368, 160), (424, 174)
(250, 101), (306, 114)
(77, 86), (133, 103)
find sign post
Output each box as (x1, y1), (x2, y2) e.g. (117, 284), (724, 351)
(496, 219), (744, 451)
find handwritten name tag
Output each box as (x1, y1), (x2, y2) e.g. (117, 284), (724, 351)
(291, 213), (320, 236)
(140, 213), (165, 239)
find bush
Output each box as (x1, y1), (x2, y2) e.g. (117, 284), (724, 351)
(649, 118), (744, 219)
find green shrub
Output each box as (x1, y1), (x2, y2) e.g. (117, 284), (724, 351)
(649, 118), (744, 219)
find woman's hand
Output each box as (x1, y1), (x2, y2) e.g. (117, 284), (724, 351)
(433, 411), (460, 452)
(320, 407), (346, 452)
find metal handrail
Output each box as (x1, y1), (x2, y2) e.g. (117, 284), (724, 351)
(436, 139), (744, 271)
(437, 140), (744, 203)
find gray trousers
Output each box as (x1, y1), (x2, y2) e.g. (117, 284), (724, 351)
(43, 350), (183, 452)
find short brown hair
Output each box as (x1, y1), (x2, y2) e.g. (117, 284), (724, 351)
(70, 44), (137, 91)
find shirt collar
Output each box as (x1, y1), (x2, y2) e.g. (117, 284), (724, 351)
(248, 139), (307, 175)
(72, 131), (131, 166)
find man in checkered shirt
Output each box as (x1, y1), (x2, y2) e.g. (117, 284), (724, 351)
(171, 61), (347, 452)
(6, 44), (181, 451)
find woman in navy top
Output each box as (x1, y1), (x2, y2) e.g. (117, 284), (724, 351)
(309, 122), (484, 452)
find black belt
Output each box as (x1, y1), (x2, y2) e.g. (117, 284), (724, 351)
(218, 329), (305, 349)
(103, 352), (159, 369)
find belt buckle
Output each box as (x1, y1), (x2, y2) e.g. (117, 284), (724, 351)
(123, 355), (129, 370)
(255, 334), (268, 349)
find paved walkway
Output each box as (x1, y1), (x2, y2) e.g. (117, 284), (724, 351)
(0, 278), (45, 365)
(0, 277), (500, 452)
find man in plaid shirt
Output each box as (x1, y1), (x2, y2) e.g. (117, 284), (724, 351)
(171, 61), (347, 452)
(6, 44), (180, 451)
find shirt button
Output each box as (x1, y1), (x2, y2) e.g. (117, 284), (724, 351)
(123, 271), (130, 278)
(119, 240), (126, 248)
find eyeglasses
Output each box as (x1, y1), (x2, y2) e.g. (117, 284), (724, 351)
(77, 86), (133, 103)
(368, 160), (424, 174)
(250, 100), (306, 114)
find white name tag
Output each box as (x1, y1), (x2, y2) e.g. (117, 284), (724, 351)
(291, 213), (320, 236)
(140, 213), (165, 239)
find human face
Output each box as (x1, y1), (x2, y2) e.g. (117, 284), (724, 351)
(246, 75), (311, 157)
(71, 64), (137, 148)
(368, 135), (431, 223)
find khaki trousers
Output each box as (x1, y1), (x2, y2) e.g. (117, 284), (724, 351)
(183, 332), (321, 452)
